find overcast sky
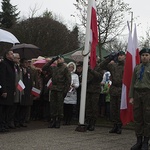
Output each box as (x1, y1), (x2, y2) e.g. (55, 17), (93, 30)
(3, 0), (150, 37)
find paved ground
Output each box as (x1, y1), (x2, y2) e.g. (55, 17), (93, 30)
(0, 121), (136, 150)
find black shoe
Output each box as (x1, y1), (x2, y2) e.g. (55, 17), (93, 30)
(48, 119), (56, 128)
(88, 125), (95, 131)
(0, 127), (10, 133)
(116, 128), (122, 134)
(55, 120), (61, 128)
(15, 123), (20, 128)
(109, 124), (118, 133)
(20, 123), (27, 127)
(85, 119), (91, 130)
(141, 136), (149, 150)
(8, 124), (16, 129)
(131, 136), (142, 150)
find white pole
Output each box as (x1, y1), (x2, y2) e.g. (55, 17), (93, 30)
(79, 0), (92, 125)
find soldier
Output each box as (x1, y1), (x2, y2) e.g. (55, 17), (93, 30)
(100, 51), (126, 134)
(42, 56), (71, 128)
(129, 48), (150, 150)
(85, 60), (103, 131)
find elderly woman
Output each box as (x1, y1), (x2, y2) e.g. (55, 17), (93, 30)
(63, 62), (79, 125)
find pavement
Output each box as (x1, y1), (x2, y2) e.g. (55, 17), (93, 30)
(0, 121), (137, 150)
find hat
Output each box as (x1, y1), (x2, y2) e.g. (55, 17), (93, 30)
(139, 48), (150, 55)
(118, 51), (125, 55)
(67, 62), (76, 72)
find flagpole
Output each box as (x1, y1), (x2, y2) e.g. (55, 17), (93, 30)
(78, 0), (92, 126)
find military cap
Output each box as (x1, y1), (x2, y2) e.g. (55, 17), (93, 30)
(118, 51), (125, 55)
(139, 48), (150, 55)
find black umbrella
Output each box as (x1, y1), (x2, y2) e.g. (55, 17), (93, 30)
(11, 43), (42, 60)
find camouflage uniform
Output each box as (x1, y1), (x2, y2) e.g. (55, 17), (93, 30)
(129, 60), (150, 150)
(42, 58), (71, 128)
(100, 56), (124, 133)
(50, 63), (71, 119)
(85, 65), (103, 131)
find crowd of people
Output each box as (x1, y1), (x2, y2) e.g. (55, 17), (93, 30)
(0, 48), (150, 150)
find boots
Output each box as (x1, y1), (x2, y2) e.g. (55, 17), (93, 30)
(130, 136), (142, 150)
(48, 118), (56, 128)
(109, 124), (118, 133)
(116, 124), (122, 134)
(85, 118), (91, 130)
(141, 136), (149, 150)
(88, 119), (96, 131)
(55, 117), (61, 128)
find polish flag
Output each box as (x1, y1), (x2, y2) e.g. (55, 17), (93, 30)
(46, 78), (52, 89)
(17, 80), (25, 92)
(31, 87), (41, 97)
(89, 0), (98, 70)
(120, 24), (140, 125)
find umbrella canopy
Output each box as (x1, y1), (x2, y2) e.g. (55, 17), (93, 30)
(33, 59), (47, 68)
(0, 29), (20, 44)
(71, 50), (84, 62)
(11, 43), (42, 60)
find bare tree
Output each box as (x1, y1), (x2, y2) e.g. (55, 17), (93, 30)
(139, 27), (150, 48)
(74, 0), (131, 59)
(28, 3), (42, 18)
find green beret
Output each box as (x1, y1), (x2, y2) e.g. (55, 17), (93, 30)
(139, 48), (150, 55)
(118, 51), (125, 55)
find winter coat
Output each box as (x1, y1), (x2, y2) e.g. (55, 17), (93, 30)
(64, 72), (79, 104)
(0, 59), (15, 105)
(20, 67), (33, 106)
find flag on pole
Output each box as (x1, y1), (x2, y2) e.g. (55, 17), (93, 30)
(133, 25), (140, 66)
(77, 0), (97, 127)
(120, 23), (140, 125)
(89, 0), (98, 70)
(31, 87), (41, 97)
(46, 78), (52, 89)
(17, 80), (25, 92)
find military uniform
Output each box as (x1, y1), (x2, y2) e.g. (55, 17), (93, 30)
(42, 57), (71, 128)
(85, 64), (103, 131)
(100, 51), (125, 134)
(129, 48), (150, 150)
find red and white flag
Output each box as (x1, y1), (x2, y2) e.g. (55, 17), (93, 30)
(89, 0), (98, 70)
(120, 23), (140, 125)
(17, 80), (25, 92)
(46, 78), (52, 89)
(31, 87), (41, 97)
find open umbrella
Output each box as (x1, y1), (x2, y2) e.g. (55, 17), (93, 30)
(11, 43), (42, 60)
(0, 29), (20, 44)
(33, 59), (47, 68)
(71, 50), (84, 62)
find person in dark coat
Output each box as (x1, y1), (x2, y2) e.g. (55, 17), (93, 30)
(12, 53), (23, 128)
(0, 49), (16, 132)
(18, 58), (33, 127)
